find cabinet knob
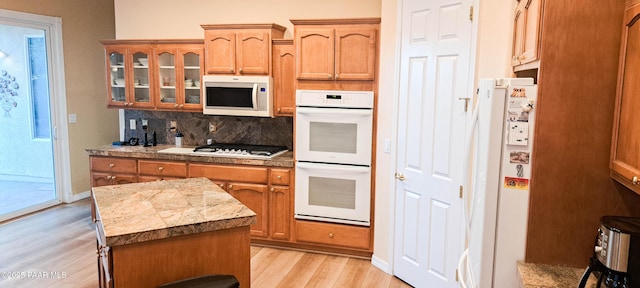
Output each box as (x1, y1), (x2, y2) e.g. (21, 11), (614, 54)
(218, 183), (225, 189)
(277, 175), (282, 179)
(230, 68), (234, 73)
(111, 176), (116, 180)
(109, 163), (115, 168)
(328, 74), (332, 79)
(174, 104), (179, 108)
(239, 68), (243, 73)
(228, 184), (233, 189)
(178, 104), (184, 108)
(633, 176), (639, 185)
(328, 232), (334, 238)
(270, 188), (275, 192)
(106, 175), (112, 180)
(158, 166), (164, 171)
(335, 74), (339, 79)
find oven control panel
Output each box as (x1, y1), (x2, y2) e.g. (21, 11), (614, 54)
(296, 90), (374, 108)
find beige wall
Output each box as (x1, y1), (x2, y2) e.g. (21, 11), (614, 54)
(115, 0), (513, 270)
(114, 0), (381, 39)
(0, 0), (119, 196)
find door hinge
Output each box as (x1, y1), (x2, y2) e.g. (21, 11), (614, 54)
(469, 6), (474, 21)
(459, 185), (463, 198)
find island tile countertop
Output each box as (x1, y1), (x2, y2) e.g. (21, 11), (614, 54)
(86, 144), (294, 168)
(92, 177), (257, 247)
(518, 261), (597, 288)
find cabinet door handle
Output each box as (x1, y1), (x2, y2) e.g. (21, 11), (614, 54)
(239, 67), (243, 73)
(633, 176), (639, 185)
(174, 104), (179, 108)
(218, 183), (225, 189)
(270, 188), (275, 192)
(230, 68), (234, 73)
(335, 74), (339, 79)
(178, 104), (184, 108)
(109, 163), (115, 168)
(228, 184), (233, 189)
(328, 232), (334, 238)
(327, 74), (332, 79)
(158, 166), (164, 171)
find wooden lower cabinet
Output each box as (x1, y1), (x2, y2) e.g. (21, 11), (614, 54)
(89, 156), (371, 256)
(189, 164), (270, 238)
(90, 157), (137, 187)
(227, 183), (269, 238)
(295, 220), (370, 250)
(95, 216), (251, 288)
(137, 160), (187, 182)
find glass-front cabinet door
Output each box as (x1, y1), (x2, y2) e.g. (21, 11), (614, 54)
(106, 47), (127, 107)
(104, 44), (154, 109)
(155, 48), (177, 109)
(129, 46), (154, 109)
(182, 47), (203, 110)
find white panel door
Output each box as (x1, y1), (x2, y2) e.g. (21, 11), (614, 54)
(393, 0), (474, 286)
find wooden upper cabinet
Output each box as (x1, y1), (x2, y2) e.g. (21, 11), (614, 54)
(295, 28), (335, 80)
(292, 19), (379, 81)
(512, 0), (542, 69)
(102, 43), (155, 109)
(335, 28), (377, 80)
(154, 43), (204, 112)
(272, 39), (296, 116)
(201, 24), (286, 75)
(101, 40), (203, 111)
(611, 3), (640, 195)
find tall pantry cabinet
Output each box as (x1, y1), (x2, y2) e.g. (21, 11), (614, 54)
(514, 1), (637, 268)
(610, 3), (640, 196)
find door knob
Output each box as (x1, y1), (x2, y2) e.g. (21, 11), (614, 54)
(395, 173), (406, 181)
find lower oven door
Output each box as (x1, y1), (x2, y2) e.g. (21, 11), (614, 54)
(295, 161), (371, 226)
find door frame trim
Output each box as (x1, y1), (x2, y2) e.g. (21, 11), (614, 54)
(0, 9), (71, 206)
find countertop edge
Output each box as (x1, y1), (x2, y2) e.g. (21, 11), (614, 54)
(105, 214), (257, 247)
(85, 145), (294, 168)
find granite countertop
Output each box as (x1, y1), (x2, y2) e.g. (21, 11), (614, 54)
(92, 177), (257, 247)
(86, 144), (294, 167)
(517, 261), (597, 288)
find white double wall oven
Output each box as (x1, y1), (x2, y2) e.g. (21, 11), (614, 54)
(295, 90), (374, 226)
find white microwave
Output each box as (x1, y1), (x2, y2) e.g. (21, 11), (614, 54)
(202, 75), (273, 117)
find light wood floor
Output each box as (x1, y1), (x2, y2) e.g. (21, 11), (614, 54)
(0, 198), (412, 288)
(0, 180), (56, 216)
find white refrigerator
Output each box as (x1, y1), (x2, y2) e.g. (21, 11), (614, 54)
(459, 78), (538, 288)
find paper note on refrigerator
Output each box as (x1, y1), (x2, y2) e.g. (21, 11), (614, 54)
(508, 122), (528, 145)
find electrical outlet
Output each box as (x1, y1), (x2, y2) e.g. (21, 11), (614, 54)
(170, 121), (177, 131)
(209, 122), (216, 133)
(130, 119), (136, 130)
(142, 119), (148, 126)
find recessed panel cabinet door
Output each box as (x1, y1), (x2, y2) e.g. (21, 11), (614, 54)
(228, 183), (269, 238)
(335, 28), (376, 80)
(237, 32), (270, 75)
(611, 4), (640, 195)
(204, 31), (236, 74)
(295, 28), (335, 80)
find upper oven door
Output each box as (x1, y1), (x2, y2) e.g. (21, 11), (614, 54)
(295, 107), (373, 165)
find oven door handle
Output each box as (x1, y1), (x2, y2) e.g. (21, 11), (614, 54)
(296, 107), (372, 116)
(296, 162), (370, 173)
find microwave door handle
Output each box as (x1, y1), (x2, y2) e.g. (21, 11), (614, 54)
(252, 83), (258, 110)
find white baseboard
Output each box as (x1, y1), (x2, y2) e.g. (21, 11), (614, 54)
(371, 254), (392, 274)
(70, 190), (90, 203)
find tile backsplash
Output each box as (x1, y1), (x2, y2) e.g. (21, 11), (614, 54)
(124, 110), (293, 150)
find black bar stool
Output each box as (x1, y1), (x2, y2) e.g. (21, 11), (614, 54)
(157, 275), (239, 288)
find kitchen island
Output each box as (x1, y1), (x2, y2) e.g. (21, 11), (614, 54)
(92, 177), (256, 288)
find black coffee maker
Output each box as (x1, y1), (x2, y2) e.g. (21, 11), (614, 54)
(579, 216), (640, 288)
